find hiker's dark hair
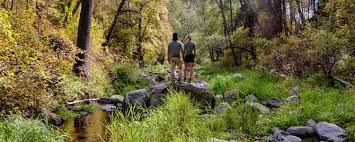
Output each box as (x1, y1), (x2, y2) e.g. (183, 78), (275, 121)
(173, 33), (178, 41)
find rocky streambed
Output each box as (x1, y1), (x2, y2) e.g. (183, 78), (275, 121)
(43, 71), (349, 142)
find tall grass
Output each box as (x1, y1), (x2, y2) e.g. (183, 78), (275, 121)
(0, 116), (67, 142)
(108, 92), (210, 142)
(261, 88), (354, 134)
(113, 63), (150, 95)
(201, 66), (289, 100)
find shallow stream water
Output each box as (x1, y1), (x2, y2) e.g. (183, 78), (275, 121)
(61, 104), (111, 142)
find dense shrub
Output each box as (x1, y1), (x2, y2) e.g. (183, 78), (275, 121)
(0, 8), (78, 115)
(0, 3), (115, 115)
(260, 29), (351, 81)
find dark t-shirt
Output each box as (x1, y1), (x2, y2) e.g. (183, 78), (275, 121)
(183, 41), (196, 56)
(168, 40), (183, 58)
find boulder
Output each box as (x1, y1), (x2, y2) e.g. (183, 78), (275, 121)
(267, 128), (288, 142)
(244, 95), (258, 102)
(248, 102), (271, 114)
(147, 82), (169, 107)
(267, 128), (302, 142)
(170, 81), (215, 107)
(286, 126), (315, 137)
(79, 111), (88, 116)
(267, 98), (283, 108)
(233, 73), (244, 80)
(306, 119), (316, 128)
(288, 87), (299, 95)
(224, 90), (238, 102)
(284, 95), (299, 104)
(215, 103), (231, 114)
(123, 89), (149, 107)
(282, 135), (302, 142)
(100, 104), (116, 112)
(215, 95), (224, 102)
(315, 122), (348, 142)
(41, 109), (64, 126)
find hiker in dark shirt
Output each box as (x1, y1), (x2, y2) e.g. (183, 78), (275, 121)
(168, 33), (184, 82)
(183, 34), (196, 82)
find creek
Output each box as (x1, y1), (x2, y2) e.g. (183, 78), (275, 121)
(60, 104), (111, 142)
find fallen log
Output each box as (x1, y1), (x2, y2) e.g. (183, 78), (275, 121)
(66, 98), (100, 105)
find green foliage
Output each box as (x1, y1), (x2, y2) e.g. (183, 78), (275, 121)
(203, 66), (289, 100)
(82, 104), (95, 114)
(53, 106), (78, 121)
(0, 116), (67, 142)
(0, 0), (116, 115)
(113, 63), (150, 95)
(260, 88), (354, 135)
(108, 92), (210, 142)
(260, 28), (351, 81)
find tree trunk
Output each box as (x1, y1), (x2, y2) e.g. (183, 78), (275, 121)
(216, 0), (229, 36)
(290, 0), (295, 33)
(215, 0), (238, 66)
(103, 0), (127, 46)
(10, 0), (14, 10)
(137, 17), (144, 68)
(72, 0), (82, 15)
(229, 0), (233, 32)
(282, 0), (289, 33)
(73, 0), (94, 81)
(296, 0), (305, 26)
(273, 0), (283, 36)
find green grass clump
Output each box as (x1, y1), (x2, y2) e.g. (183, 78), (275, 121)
(202, 66), (289, 100)
(260, 88), (354, 135)
(0, 116), (67, 142)
(108, 92), (210, 142)
(113, 63), (150, 95)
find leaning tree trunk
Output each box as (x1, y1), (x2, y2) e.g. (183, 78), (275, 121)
(103, 0), (127, 46)
(73, 0), (94, 82)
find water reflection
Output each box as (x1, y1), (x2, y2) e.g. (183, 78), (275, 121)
(61, 104), (110, 142)
(302, 137), (320, 142)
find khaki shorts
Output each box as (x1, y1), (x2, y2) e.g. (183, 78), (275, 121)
(170, 57), (182, 80)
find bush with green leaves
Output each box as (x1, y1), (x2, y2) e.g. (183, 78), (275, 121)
(0, 116), (67, 142)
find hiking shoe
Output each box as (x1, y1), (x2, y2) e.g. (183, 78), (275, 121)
(188, 78), (192, 83)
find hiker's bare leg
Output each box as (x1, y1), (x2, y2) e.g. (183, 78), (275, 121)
(170, 59), (176, 81)
(190, 63), (194, 80)
(178, 59), (182, 79)
(184, 63), (188, 79)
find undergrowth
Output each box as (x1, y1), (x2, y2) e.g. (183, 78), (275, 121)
(108, 92), (210, 142)
(0, 116), (67, 142)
